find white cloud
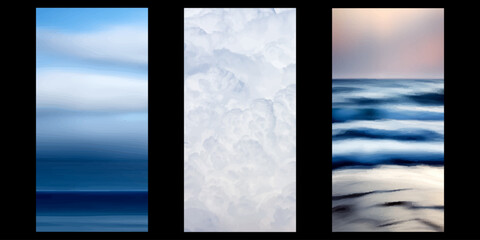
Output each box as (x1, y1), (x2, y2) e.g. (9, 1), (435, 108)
(37, 25), (148, 67)
(184, 8), (296, 232)
(37, 70), (147, 111)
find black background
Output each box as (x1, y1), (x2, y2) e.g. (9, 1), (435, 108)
(3, 1), (478, 239)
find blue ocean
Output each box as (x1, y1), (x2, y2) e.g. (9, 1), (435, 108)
(332, 79), (444, 231)
(36, 191), (148, 232)
(332, 79), (444, 169)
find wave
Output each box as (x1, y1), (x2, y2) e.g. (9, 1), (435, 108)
(333, 120), (444, 134)
(332, 153), (444, 170)
(332, 107), (444, 123)
(406, 91), (444, 105)
(332, 139), (443, 169)
(332, 188), (411, 200)
(333, 79), (443, 110)
(332, 79), (443, 169)
(334, 90), (444, 106)
(332, 157), (444, 170)
(332, 86), (362, 93)
(332, 128), (443, 141)
(341, 97), (400, 106)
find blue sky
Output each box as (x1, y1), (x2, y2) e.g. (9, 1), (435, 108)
(37, 8), (148, 78)
(37, 8), (147, 32)
(36, 8), (148, 191)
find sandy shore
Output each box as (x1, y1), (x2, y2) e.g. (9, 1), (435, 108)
(332, 165), (443, 232)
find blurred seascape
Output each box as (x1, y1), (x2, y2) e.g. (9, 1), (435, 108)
(332, 79), (444, 232)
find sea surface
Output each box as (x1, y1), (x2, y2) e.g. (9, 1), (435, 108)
(332, 79), (444, 231)
(36, 191), (148, 232)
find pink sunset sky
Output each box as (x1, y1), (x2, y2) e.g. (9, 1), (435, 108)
(332, 8), (444, 79)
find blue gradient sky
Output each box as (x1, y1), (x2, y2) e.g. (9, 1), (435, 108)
(36, 8), (148, 191)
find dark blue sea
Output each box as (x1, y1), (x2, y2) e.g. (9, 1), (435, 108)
(332, 79), (444, 169)
(36, 191), (148, 232)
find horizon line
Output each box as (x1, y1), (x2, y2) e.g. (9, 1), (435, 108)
(36, 190), (148, 192)
(332, 78), (444, 80)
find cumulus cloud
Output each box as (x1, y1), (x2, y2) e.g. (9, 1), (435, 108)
(36, 70), (147, 111)
(37, 25), (148, 68)
(184, 8), (296, 231)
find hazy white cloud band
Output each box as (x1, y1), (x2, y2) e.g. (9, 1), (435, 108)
(37, 70), (147, 111)
(37, 25), (148, 67)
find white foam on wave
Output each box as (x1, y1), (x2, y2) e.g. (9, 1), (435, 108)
(332, 120), (444, 136)
(332, 80), (444, 106)
(332, 139), (444, 156)
(389, 105), (444, 113)
(184, 8), (296, 232)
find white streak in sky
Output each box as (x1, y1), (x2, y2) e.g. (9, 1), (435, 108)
(37, 70), (147, 111)
(37, 25), (148, 67)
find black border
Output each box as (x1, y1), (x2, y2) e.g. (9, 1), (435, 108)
(3, 1), (479, 239)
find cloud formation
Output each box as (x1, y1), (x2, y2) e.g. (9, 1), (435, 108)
(37, 70), (147, 111)
(37, 25), (148, 68)
(184, 8), (296, 231)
